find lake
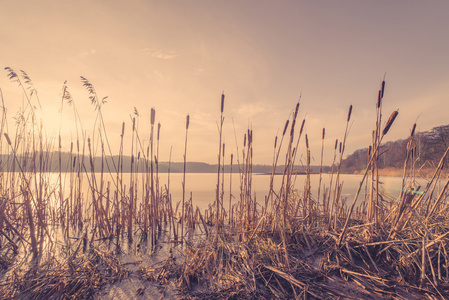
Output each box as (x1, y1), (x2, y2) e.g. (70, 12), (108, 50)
(42, 171), (428, 213)
(116, 172), (407, 210)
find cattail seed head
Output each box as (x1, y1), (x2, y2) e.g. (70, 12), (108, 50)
(150, 108), (155, 125)
(290, 119), (296, 137)
(382, 110), (399, 136)
(243, 133), (246, 147)
(305, 134), (309, 149)
(410, 123), (416, 137)
(186, 114), (190, 130)
(132, 117), (136, 131)
(282, 120), (289, 136)
(322, 128), (325, 140)
(334, 139), (338, 150)
(381, 80), (385, 98)
(4, 133), (11, 145)
(221, 93), (225, 113)
(157, 123), (161, 140)
(299, 119), (305, 135)
(294, 102), (300, 119)
(274, 136), (278, 148)
(347, 105), (353, 122)
(339, 142), (342, 153)
(222, 143), (225, 156)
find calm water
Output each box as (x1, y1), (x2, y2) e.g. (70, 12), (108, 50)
(24, 171), (429, 212)
(131, 172), (407, 210)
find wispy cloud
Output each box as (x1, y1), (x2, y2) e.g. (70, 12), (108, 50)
(79, 49), (97, 58)
(236, 103), (266, 118)
(142, 48), (178, 60)
(192, 68), (204, 76)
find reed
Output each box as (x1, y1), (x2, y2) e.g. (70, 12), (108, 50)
(228, 153), (233, 225)
(215, 93), (225, 245)
(129, 117), (136, 243)
(317, 128), (325, 213)
(1, 71), (449, 299)
(329, 105), (352, 230)
(338, 108), (399, 246)
(181, 114), (190, 245)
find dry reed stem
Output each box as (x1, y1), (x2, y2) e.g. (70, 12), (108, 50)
(1, 75), (449, 299)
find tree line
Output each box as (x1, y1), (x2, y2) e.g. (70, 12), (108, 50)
(340, 124), (449, 173)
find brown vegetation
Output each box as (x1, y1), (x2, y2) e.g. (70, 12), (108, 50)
(0, 70), (449, 299)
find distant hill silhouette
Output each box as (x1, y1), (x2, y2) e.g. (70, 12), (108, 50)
(340, 124), (449, 173)
(9, 122), (449, 176)
(0, 152), (329, 174)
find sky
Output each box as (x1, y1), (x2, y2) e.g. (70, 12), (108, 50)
(1, 0), (449, 166)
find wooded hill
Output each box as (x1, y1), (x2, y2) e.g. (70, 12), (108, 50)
(340, 124), (449, 173)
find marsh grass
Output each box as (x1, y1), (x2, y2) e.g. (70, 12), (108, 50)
(0, 70), (449, 299)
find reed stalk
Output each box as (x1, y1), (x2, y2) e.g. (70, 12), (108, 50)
(280, 102), (300, 268)
(215, 93), (225, 245)
(150, 108), (156, 245)
(229, 153), (233, 225)
(221, 143), (225, 223)
(181, 114), (190, 245)
(338, 110), (398, 247)
(317, 128), (325, 213)
(1, 71), (448, 299)
(129, 117), (136, 243)
(329, 105), (352, 229)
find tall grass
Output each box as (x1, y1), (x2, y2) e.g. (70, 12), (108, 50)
(1, 70), (449, 299)
(181, 114), (189, 245)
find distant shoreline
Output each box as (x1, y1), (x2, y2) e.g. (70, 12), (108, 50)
(351, 167), (447, 178)
(258, 170), (313, 175)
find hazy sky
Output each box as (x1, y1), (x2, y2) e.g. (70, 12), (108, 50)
(1, 0), (449, 166)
